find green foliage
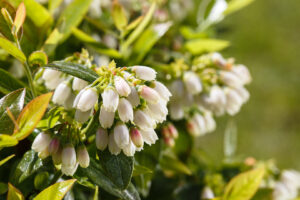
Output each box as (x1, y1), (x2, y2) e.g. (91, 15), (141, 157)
(0, 68), (26, 95)
(184, 38), (230, 55)
(7, 183), (24, 200)
(0, 134), (18, 149)
(28, 51), (48, 67)
(224, 0), (255, 15)
(0, 37), (26, 62)
(112, 0), (128, 31)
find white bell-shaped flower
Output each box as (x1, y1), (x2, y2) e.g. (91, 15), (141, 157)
(113, 124), (130, 149)
(102, 88), (119, 112)
(108, 132), (121, 155)
(153, 81), (172, 101)
(72, 77), (88, 91)
(127, 87), (140, 107)
(96, 128), (108, 151)
(32, 132), (52, 153)
(183, 71), (202, 95)
(77, 146), (90, 168)
(132, 66), (156, 81)
(99, 106), (115, 128)
(52, 82), (71, 105)
(118, 98), (133, 122)
(75, 88), (98, 112)
(114, 76), (131, 97)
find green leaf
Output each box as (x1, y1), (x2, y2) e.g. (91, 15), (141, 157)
(179, 26), (208, 39)
(0, 68), (27, 95)
(77, 158), (140, 200)
(184, 38), (230, 55)
(133, 163), (153, 177)
(72, 28), (122, 58)
(34, 172), (50, 190)
(159, 150), (192, 175)
(44, 0), (92, 54)
(7, 183), (24, 200)
(112, 0), (128, 31)
(0, 182), (8, 195)
(24, 0), (53, 28)
(0, 154), (15, 166)
(223, 167), (265, 200)
(13, 92), (52, 140)
(48, 0), (63, 13)
(34, 179), (76, 200)
(224, 0), (255, 15)
(0, 88), (25, 134)
(0, 0), (15, 41)
(0, 36), (26, 62)
(45, 61), (98, 83)
(13, 2), (26, 34)
(28, 51), (48, 67)
(0, 134), (18, 149)
(97, 149), (134, 190)
(130, 22), (171, 63)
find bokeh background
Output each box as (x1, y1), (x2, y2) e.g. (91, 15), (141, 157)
(198, 0), (300, 169)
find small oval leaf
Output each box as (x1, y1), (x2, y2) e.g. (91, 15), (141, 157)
(0, 37), (26, 62)
(7, 183), (24, 200)
(14, 2), (26, 34)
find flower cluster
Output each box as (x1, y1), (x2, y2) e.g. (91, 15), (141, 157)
(168, 52), (251, 137)
(161, 123), (178, 147)
(272, 170), (300, 200)
(74, 63), (171, 156)
(32, 132), (90, 176)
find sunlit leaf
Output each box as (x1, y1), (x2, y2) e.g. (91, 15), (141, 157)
(133, 163), (153, 177)
(223, 167), (265, 200)
(7, 183), (24, 200)
(34, 179), (76, 200)
(159, 150), (192, 175)
(0, 0), (15, 40)
(0, 36), (26, 62)
(48, 0), (63, 13)
(185, 38), (230, 55)
(45, 61), (98, 83)
(13, 2), (26, 34)
(224, 0), (255, 15)
(0, 154), (15, 166)
(13, 93), (52, 140)
(112, 0), (128, 31)
(24, 0), (53, 28)
(0, 134), (18, 149)
(0, 89), (25, 134)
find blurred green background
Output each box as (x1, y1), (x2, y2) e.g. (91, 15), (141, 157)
(198, 0), (300, 169)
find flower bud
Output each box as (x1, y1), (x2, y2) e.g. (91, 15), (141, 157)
(220, 71), (243, 88)
(147, 101), (168, 123)
(140, 129), (158, 145)
(134, 110), (154, 130)
(61, 162), (78, 176)
(183, 71), (202, 95)
(52, 147), (62, 165)
(114, 76), (131, 97)
(72, 77), (88, 91)
(99, 106), (115, 128)
(211, 52), (226, 67)
(164, 137), (175, 147)
(127, 87), (140, 107)
(48, 138), (60, 155)
(76, 88), (98, 112)
(96, 128), (108, 151)
(77, 146), (90, 168)
(32, 132), (52, 153)
(162, 126), (171, 138)
(169, 102), (184, 120)
(140, 86), (160, 104)
(203, 113), (216, 133)
(108, 132), (121, 155)
(42, 69), (61, 81)
(38, 148), (50, 159)
(113, 124), (129, 149)
(122, 140), (136, 157)
(225, 88), (243, 116)
(132, 66), (156, 81)
(130, 128), (144, 148)
(52, 82), (71, 105)
(118, 98), (133, 122)
(235, 87), (250, 103)
(153, 81), (172, 101)
(62, 145), (77, 168)
(201, 186), (215, 199)
(102, 88), (119, 112)
(168, 123), (178, 139)
(232, 64), (252, 85)
(187, 114), (206, 137)
(44, 77), (63, 90)
(75, 109), (92, 123)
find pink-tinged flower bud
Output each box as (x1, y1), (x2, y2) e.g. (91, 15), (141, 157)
(225, 88), (243, 116)
(183, 71), (202, 95)
(127, 87), (140, 107)
(140, 86), (160, 104)
(140, 129), (158, 145)
(169, 102), (184, 120)
(168, 123), (178, 139)
(52, 82), (71, 105)
(232, 64), (252, 85)
(72, 77), (88, 91)
(75, 109), (92, 123)
(132, 66), (156, 81)
(220, 71), (243, 88)
(77, 146), (90, 168)
(61, 162), (79, 176)
(201, 186), (215, 199)
(114, 76), (131, 97)
(134, 110), (154, 130)
(108, 132), (121, 155)
(96, 128), (108, 151)
(122, 140), (136, 157)
(153, 81), (172, 101)
(99, 106), (115, 128)
(118, 98), (133, 122)
(162, 126), (171, 138)
(130, 128), (144, 148)
(52, 147), (62, 165)
(102, 88), (119, 112)
(164, 137), (175, 147)
(62, 145), (77, 168)
(75, 88), (98, 112)
(32, 132), (52, 153)
(113, 124), (129, 149)
(48, 138), (60, 155)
